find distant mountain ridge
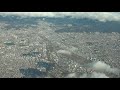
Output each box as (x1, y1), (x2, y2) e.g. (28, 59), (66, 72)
(0, 15), (120, 33)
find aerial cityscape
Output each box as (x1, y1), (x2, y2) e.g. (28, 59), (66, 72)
(0, 12), (120, 78)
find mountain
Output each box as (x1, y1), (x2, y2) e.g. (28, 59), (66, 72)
(1, 15), (120, 33)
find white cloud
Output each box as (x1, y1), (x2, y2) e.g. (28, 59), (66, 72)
(90, 72), (109, 78)
(0, 12), (120, 22)
(65, 72), (109, 78)
(92, 61), (119, 74)
(57, 50), (72, 55)
(80, 72), (109, 78)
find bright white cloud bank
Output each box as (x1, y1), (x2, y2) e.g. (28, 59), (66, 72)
(80, 72), (109, 78)
(66, 72), (109, 78)
(92, 61), (119, 74)
(0, 12), (120, 22)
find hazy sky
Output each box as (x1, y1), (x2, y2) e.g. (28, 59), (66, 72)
(0, 12), (120, 22)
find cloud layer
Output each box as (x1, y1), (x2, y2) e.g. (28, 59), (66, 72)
(92, 61), (119, 74)
(80, 72), (109, 78)
(0, 12), (120, 22)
